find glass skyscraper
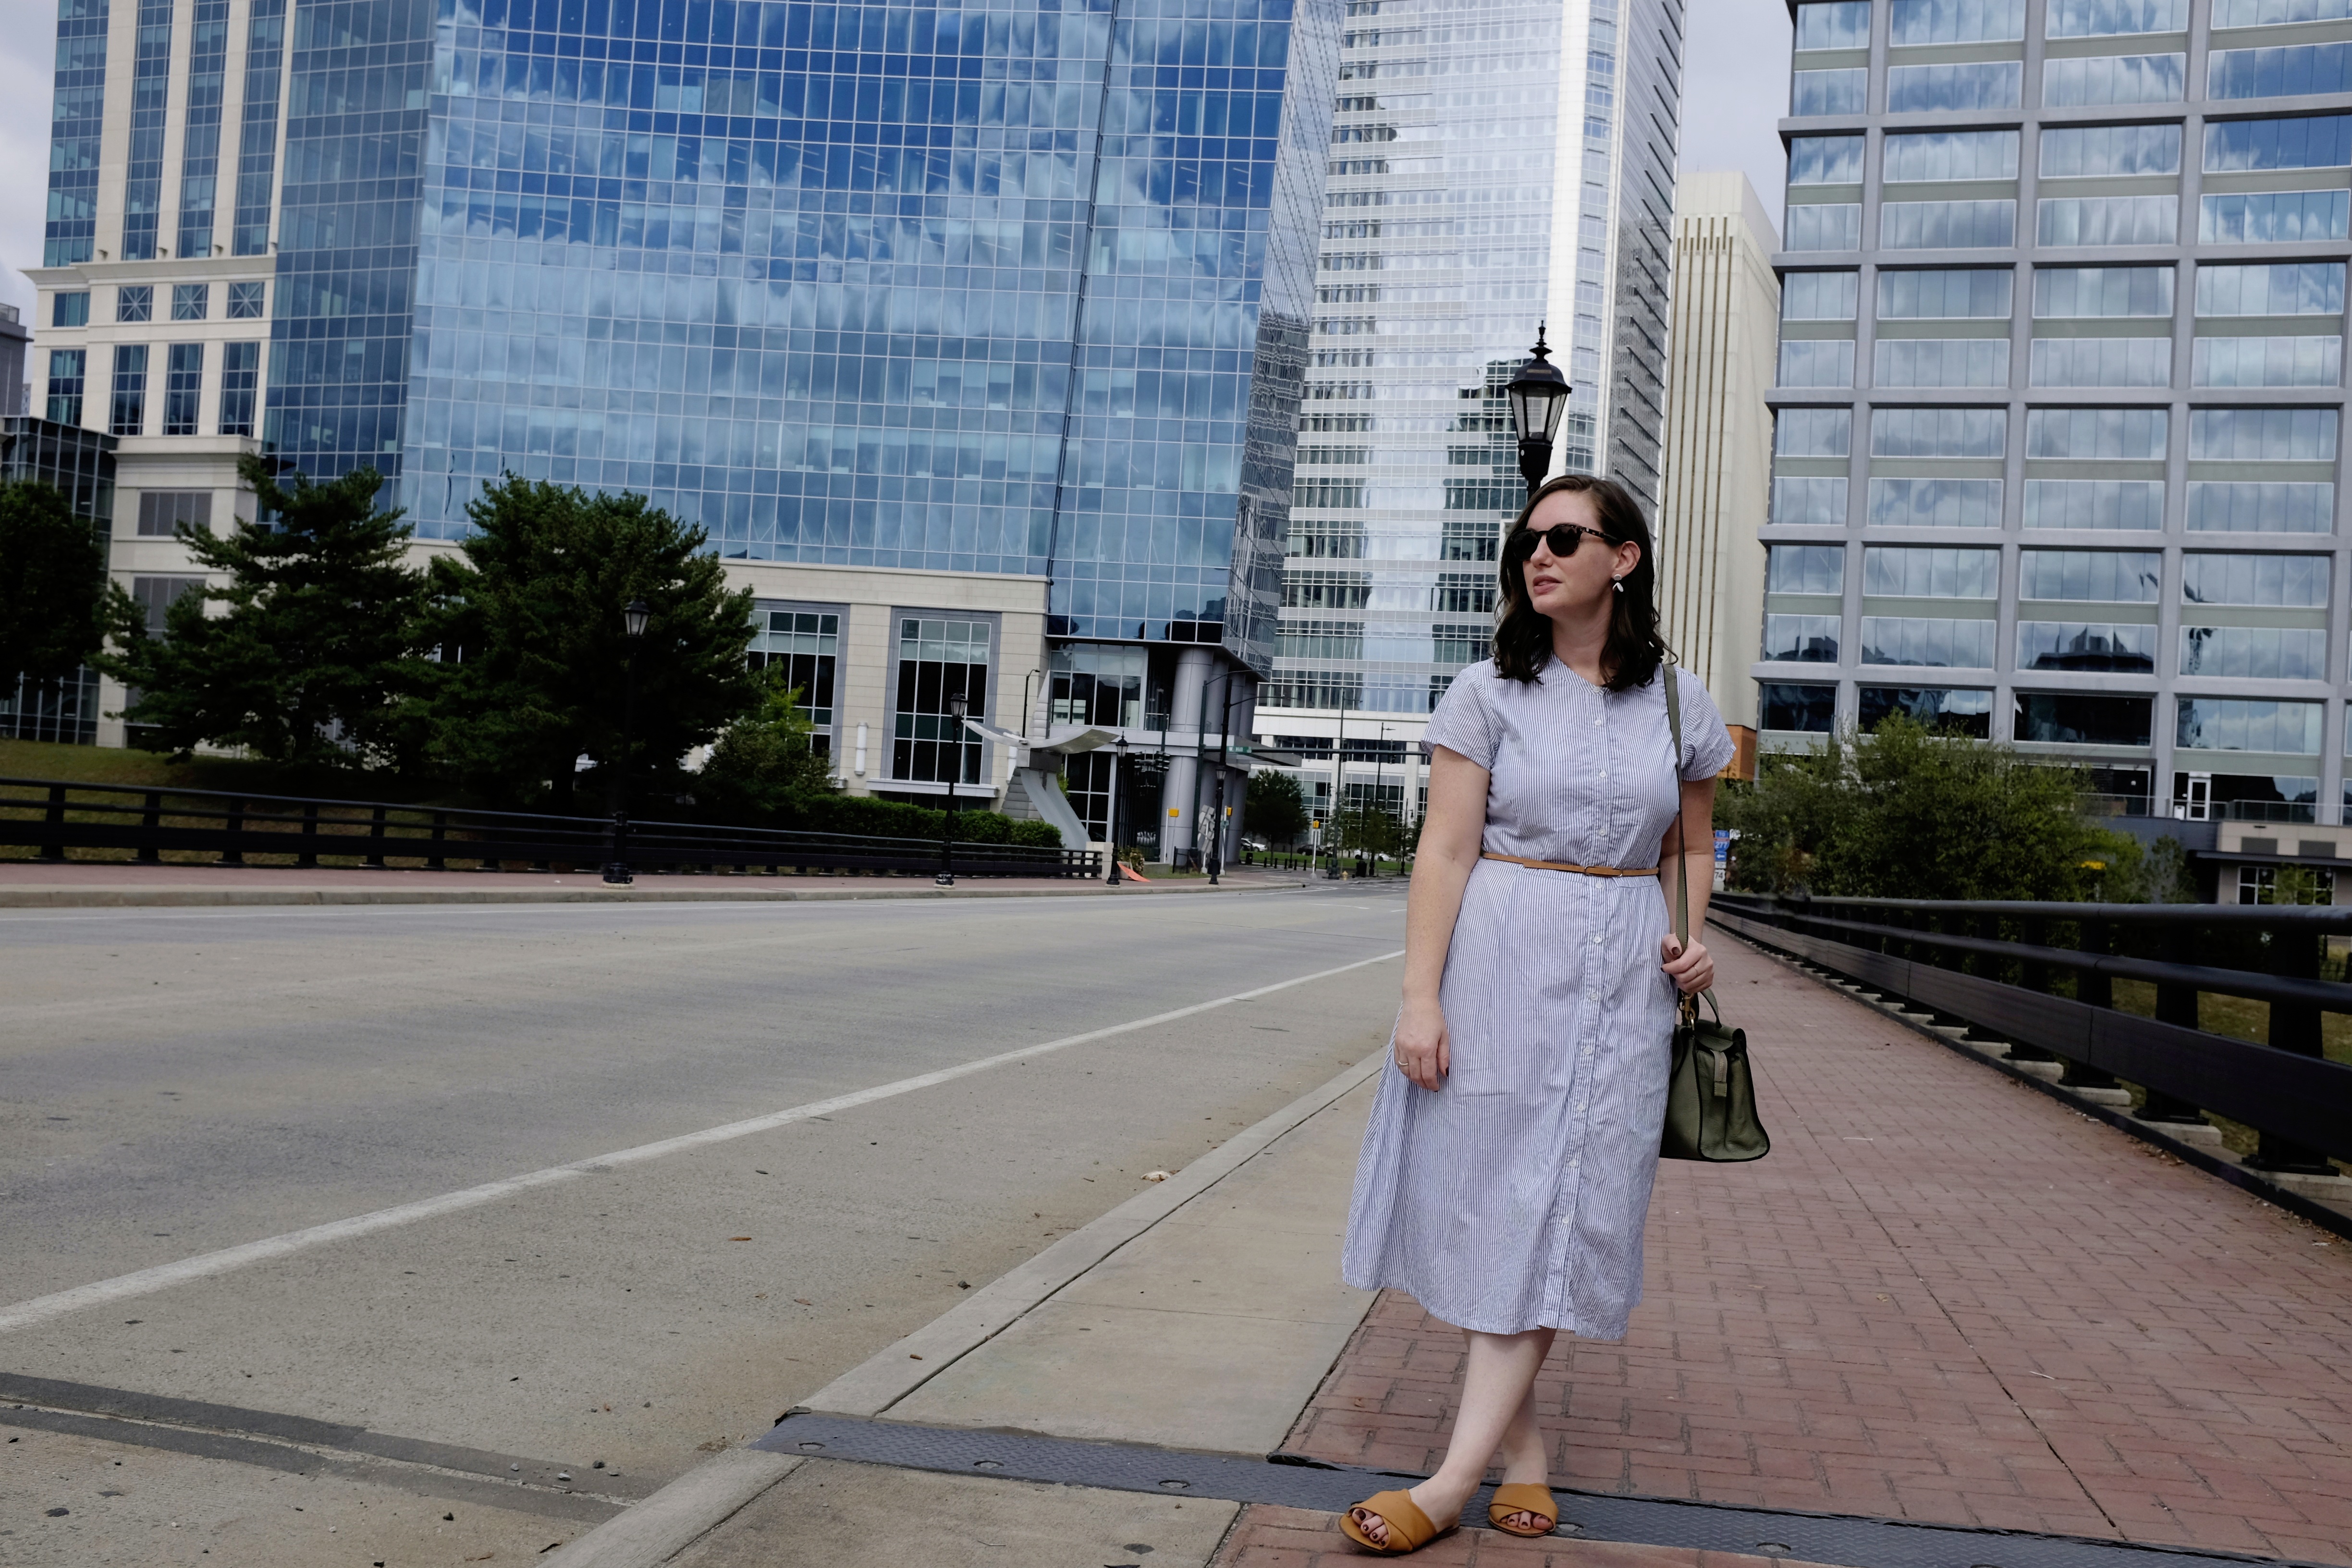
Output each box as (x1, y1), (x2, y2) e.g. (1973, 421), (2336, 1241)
(1761, 0), (2352, 896)
(33, 0), (1343, 858)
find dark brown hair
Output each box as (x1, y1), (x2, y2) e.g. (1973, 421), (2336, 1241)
(1492, 474), (1668, 692)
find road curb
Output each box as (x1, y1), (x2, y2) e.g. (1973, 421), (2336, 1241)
(538, 1045), (1392, 1568)
(0, 879), (1314, 909)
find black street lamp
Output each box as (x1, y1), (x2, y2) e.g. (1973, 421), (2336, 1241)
(602, 597), (652, 886)
(936, 691), (968, 887)
(1205, 674), (1244, 887)
(1104, 733), (1128, 886)
(1505, 325), (1573, 497)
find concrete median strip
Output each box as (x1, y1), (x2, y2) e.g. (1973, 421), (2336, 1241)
(538, 1044), (1394, 1568)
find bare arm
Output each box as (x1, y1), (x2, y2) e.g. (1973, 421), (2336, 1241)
(1393, 745), (1488, 1090)
(1657, 774), (1717, 995)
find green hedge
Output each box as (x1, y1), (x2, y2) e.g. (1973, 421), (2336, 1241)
(752, 788), (1065, 848)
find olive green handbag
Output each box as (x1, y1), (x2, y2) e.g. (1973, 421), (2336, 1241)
(1660, 664), (1770, 1164)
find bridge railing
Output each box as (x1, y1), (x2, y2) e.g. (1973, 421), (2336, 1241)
(1710, 893), (2352, 1174)
(0, 776), (1098, 880)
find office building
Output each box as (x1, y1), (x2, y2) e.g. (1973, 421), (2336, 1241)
(1762, 0), (2352, 900)
(1658, 171), (1778, 773)
(1260, 0), (1684, 832)
(25, 0), (1344, 863)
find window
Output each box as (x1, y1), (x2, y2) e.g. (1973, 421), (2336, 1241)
(2021, 549), (2163, 600)
(2185, 482), (2333, 532)
(227, 281), (265, 319)
(2195, 262), (2344, 316)
(1284, 571), (1372, 610)
(2019, 622), (2157, 671)
(116, 285), (152, 323)
(2204, 115), (2352, 172)
(749, 611), (842, 737)
(2199, 190), (2351, 243)
(1865, 546), (2000, 597)
(1859, 687), (1994, 735)
(171, 283), (208, 322)
(1789, 135), (1864, 184)
(2209, 43), (2352, 100)
(1873, 340), (2010, 388)
(1779, 341), (1856, 387)
(2037, 196), (2178, 246)
(1878, 270), (2013, 318)
(219, 342), (259, 436)
(2026, 407), (2168, 459)
(2024, 480), (2167, 528)
(1883, 130), (2020, 182)
(1769, 544), (1847, 593)
(1873, 408), (2007, 457)
(2031, 339), (2175, 387)
(2047, 0), (2186, 35)
(2181, 625), (2327, 678)
(1880, 200), (2017, 248)
(1891, 0), (2025, 42)
(45, 349), (86, 426)
(2044, 53), (2185, 104)
(2238, 864), (2334, 905)
(2035, 268), (2175, 316)
(2178, 698), (2325, 753)
(109, 345), (148, 437)
(2192, 336), (2342, 387)
(136, 491), (213, 536)
(163, 343), (203, 436)
(1763, 614), (1841, 661)
(1761, 683), (1837, 732)
(2015, 692), (2154, 745)
(1868, 478), (2005, 525)
(1772, 477), (1850, 525)
(1432, 624), (1485, 665)
(2215, 0), (2352, 23)
(1782, 272), (1860, 320)
(1775, 407), (1852, 456)
(1795, 1), (1871, 49)
(2191, 773), (2316, 822)
(1786, 205), (1864, 250)
(1859, 618), (1997, 666)
(2189, 407), (2338, 460)
(1274, 622), (1364, 662)
(1793, 69), (1868, 114)
(2182, 553), (2329, 605)
(52, 292), (89, 328)
(2041, 123), (2181, 176)
(1887, 61), (2023, 110)
(892, 617), (989, 784)
(1434, 573), (1496, 613)
(130, 576), (205, 636)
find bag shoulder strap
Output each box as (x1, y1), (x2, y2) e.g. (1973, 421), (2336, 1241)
(1663, 661), (1688, 950)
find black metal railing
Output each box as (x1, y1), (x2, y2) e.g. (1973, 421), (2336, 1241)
(0, 776), (1098, 880)
(1712, 894), (2352, 1174)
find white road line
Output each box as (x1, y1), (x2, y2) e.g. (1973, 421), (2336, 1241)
(0, 946), (1404, 1337)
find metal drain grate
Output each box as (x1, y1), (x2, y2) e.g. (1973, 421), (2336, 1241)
(756, 1414), (2301, 1568)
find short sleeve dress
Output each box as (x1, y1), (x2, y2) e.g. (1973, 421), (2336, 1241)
(1340, 658), (1735, 1340)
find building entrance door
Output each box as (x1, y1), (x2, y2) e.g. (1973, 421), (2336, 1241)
(2177, 772), (2213, 821)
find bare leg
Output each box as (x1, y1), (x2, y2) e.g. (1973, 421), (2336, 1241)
(1348, 1326), (1556, 1546)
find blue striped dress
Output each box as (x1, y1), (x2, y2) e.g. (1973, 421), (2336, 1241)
(1341, 659), (1735, 1339)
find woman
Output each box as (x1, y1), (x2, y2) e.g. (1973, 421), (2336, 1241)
(1335, 474), (1733, 1553)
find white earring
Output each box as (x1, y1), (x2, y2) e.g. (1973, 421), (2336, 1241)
(1611, 576), (1626, 593)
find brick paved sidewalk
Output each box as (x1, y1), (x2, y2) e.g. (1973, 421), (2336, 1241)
(1217, 933), (2352, 1568)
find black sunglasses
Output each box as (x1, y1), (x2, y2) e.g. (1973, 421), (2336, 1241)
(1505, 522), (1614, 561)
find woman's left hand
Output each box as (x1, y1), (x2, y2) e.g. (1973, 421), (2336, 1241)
(1661, 933), (1714, 995)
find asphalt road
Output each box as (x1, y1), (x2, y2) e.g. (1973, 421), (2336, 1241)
(0, 884), (1410, 1566)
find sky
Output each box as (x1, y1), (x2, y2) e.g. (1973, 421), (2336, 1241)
(0, 0), (1791, 357)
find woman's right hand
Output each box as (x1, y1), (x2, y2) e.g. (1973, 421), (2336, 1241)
(1393, 996), (1451, 1091)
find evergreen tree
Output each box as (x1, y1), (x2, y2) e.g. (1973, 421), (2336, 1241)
(416, 476), (759, 810)
(695, 664), (838, 823)
(0, 479), (116, 702)
(98, 459), (424, 767)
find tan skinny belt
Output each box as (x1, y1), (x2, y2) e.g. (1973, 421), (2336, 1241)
(1481, 851), (1660, 878)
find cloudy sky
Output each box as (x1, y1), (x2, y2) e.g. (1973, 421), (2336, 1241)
(0, 0), (1791, 334)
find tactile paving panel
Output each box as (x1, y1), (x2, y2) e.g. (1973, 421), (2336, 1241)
(756, 1413), (2295, 1568)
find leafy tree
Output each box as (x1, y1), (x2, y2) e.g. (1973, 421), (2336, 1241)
(1244, 767), (1309, 847)
(694, 665), (838, 823)
(98, 459), (424, 767)
(416, 475), (758, 810)
(1719, 714), (2142, 903)
(0, 478), (116, 700)
(1330, 801), (1407, 861)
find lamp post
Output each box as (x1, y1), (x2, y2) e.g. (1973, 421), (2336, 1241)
(1104, 733), (1128, 885)
(601, 597), (652, 886)
(1505, 325), (1573, 497)
(936, 691), (968, 887)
